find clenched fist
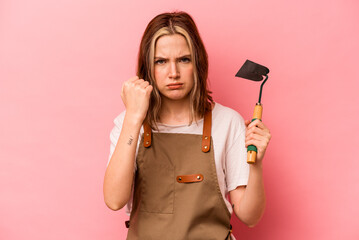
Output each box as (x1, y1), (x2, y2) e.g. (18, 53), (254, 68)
(121, 76), (153, 123)
(244, 119), (271, 164)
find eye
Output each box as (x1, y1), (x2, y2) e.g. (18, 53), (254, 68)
(155, 59), (166, 65)
(180, 57), (191, 63)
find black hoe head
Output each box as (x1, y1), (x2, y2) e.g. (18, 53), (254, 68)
(235, 59), (270, 81)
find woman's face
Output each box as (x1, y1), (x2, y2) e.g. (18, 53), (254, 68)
(153, 34), (194, 103)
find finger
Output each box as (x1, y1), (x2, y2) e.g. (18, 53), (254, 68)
(145, 85), (153, 94)
(248, 119), (261, 128)
(246, 127), (266, 137)
(245, 132), (264, 142)
(247, 120), (261, 130)
(248, 119), (268, 131)
(139, 80), (150, 88)
(245, 139), (259, 148)
(129, 76), (140, 82)
(245, 120), (251, 127)
(247, 131), (271, 145)
(245, 139), (266, 149)
(133, 79), (145, 85)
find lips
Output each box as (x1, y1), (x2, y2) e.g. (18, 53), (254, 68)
(167, 83), (183, 89)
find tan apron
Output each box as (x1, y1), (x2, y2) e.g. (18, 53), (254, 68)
(126, 109), (233, 239)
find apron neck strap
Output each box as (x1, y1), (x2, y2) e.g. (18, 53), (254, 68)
(143, 121), (152, 148)
(143, 108), (213, 152)
(201, 109), (212, 152)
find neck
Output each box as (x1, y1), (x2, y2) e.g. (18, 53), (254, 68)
(159, 97), (197, 125)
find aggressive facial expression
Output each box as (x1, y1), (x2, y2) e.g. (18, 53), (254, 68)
(154, 34), (194, 103)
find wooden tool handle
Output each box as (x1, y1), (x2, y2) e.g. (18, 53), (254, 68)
(247, 150), (257, 164)
(252, 103), (263, 119)
(247, 103), (263, 164)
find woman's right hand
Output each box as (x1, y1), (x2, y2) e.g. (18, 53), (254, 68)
(121, 76), (153, 123)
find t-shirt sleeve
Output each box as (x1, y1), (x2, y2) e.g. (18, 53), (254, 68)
(225, 116), (249, 192)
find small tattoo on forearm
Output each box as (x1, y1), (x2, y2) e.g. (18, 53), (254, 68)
(127, 135), (134, 145)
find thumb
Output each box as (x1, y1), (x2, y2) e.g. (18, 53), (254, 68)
(146, 85), (153, 94)
(245, 120), (251, 127)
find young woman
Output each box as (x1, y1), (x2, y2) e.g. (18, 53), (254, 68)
(103, 11), (271, 240)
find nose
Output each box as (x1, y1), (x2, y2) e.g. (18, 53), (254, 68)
(169, 61), (180, 79)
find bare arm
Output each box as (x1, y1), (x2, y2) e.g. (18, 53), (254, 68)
(230, 119), (271, 227)
(103, 76), (152, 211)
(103, 114), (142, 210)
(230, 163), (265, 227)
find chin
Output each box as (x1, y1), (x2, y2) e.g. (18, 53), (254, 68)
(164, 93), (190, 102)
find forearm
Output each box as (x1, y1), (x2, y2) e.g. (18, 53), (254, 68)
(235, 163), (266, 227)
(103, 114), (142, 211)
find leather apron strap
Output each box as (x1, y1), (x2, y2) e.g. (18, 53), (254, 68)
(143, 121), (151, 148)
(143, 110), (212, 153)
(201, 109), (212, 152)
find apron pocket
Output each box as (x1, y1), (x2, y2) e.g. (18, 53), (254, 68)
(140, 163), (174, 214)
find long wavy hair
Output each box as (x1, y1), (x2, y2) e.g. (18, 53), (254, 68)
(137, 11), (213, 130)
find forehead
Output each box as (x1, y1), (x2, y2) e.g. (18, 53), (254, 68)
(155, 34), (190, 56)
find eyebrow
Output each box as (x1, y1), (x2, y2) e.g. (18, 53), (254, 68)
(154, 54), (191, 60)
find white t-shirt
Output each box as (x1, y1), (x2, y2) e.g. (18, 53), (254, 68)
(108, 102), (249, 215)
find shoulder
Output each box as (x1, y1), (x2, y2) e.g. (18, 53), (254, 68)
(213, 102), (245, 126)
(212, 102), (246, 141)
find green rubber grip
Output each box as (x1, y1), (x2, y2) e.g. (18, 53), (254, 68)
(247, 145), (257, 152)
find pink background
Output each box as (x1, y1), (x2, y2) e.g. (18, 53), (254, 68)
(1, 0), (358, 239)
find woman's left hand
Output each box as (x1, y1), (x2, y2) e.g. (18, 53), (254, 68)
(244, 119), (271, 164)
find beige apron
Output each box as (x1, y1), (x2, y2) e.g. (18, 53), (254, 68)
(126, 109), (232, 239)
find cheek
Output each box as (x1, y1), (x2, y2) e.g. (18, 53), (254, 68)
(155, 65), (168, 74)
(186, 67), (194, 83)
(182, 65), (193, 76)
(154, 68), (163, 80)
(154, 67), (159, 77)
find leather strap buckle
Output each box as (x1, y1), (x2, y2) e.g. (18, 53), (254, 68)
(176, 174), (204, 183)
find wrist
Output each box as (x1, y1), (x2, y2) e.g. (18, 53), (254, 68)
(124, 112), (145, 127)
(249, 161), (263, 171)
